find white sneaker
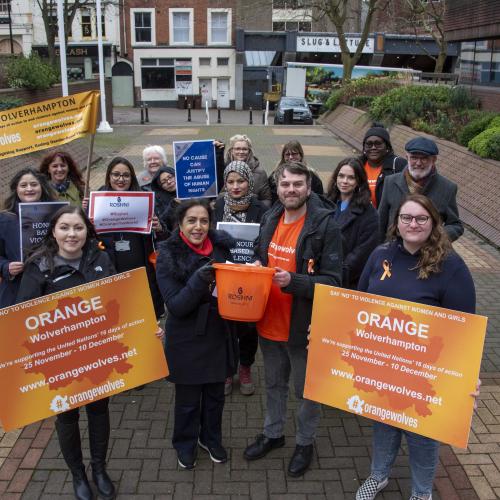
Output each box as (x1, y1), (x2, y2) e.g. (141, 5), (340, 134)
(356, 476), (389, 500)
(409, 495), (432, 500)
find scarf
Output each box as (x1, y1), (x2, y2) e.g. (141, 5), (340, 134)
(51, 179), (71, 193)
(179, 231), (213, 256)
(222, 161), (254, 223)
(404, 166), (436, 194)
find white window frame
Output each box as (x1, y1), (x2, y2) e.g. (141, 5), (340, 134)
(169, 8), (194, 46)
(207, 8), (232, 46)
(131, 8), (156, 46)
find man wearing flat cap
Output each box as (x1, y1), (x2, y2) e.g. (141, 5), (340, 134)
(378, 136), (464, 242)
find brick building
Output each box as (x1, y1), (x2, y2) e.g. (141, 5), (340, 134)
(445, 0), (500, 111)
(121, 0), (237, 108)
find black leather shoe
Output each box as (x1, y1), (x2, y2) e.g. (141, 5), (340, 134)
(287, 444), (313, 477)
(243, 434), (285, 460)
(72, 470), (94, 500)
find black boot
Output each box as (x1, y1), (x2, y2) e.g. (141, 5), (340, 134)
(55, 420), (94, 500)
(88, 412), (115, 500)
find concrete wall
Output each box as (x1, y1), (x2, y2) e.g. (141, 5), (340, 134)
(319, 105), (500, 246)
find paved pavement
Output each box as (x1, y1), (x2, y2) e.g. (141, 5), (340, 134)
(1, 111), (500, 499)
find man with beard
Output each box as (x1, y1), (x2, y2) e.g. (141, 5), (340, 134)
(378, 137), (463, 242)
(243, 162), (342, 477)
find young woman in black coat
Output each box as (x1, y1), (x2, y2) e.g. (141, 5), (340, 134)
(155, 199), (237, 470)
(16, 206), (116, 500)
(326, 157), (379, 289)
(214, 161), (267, 397)
(97, 157), (164, 319)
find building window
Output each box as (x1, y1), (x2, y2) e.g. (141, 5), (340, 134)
(273, 0), (307, 8)
(0, 0), (9, 14)
(170, 9), (193, 45)
(131, 9), (155, 45)
(81, 9), (92, 38)
(459, 39), (500, 86)
(217, 57), (229, 66)
(200, 57), (211, 66)
(273, 20), (310, 31)
(208, 9), (231, 45)
(97, 14), (106, 37)
(141, 59), (175, 89)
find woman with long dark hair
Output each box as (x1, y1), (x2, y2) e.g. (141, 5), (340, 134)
(97, 157), (164, 319)
(356, 194), (478, 500)
(0, 168), (56, 308)
(17, 206), (116, 500)
(326, 157), (378, 289)
(39, 151), (85, 206)
(156, 199), (237, 470)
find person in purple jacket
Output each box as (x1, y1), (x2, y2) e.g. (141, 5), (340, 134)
(356, 194), (479, 500)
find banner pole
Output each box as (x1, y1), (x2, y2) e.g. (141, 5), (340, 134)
(84, 133), (96, 198)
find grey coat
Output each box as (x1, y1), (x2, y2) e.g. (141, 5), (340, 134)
(378, 169), (464, 242)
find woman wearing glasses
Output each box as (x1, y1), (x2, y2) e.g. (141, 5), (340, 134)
(360, 124), (406, 208)
(355, 194), (477, 500)
(97, 157), (164, 319)
(215, 134), (272, 207)
(269, 141), (323, 205)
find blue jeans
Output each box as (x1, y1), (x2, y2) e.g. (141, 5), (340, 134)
(371, 421), (439, 498)
(259, 336), (321, 446)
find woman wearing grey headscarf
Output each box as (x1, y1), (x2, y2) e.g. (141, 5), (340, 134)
(214, 160), (268, 397)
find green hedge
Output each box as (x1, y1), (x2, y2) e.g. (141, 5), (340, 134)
(6, 54), (59, 90)
(457, 112), (496, 147)
(0, 97), (24, 111)
(468, 127), (500, 161)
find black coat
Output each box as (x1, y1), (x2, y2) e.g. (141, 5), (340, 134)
(255, 193), (343, 347)
(0, 211), (22, 308)
(359, 152), (407, 207)
(155, 229), (238, 385)
(16, 240), (115, 301)
(213, 195), (268, 224)
(335, 203), (379, 289)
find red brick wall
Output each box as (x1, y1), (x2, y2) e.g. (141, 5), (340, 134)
(445, 0), (500, 41)
(123, 0), (237, 63)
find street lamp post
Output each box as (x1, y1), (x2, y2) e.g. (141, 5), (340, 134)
(95, 0), (113, 133)
(7, 0), (13, 54)
(56, 0), (68, 96)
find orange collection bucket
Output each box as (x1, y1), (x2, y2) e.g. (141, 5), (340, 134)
(213, 263), (275, 322)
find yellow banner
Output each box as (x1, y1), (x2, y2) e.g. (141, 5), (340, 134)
(0, 268), (168, 432)
(304, 285), (487, 449)
(0, 91), (99, 160)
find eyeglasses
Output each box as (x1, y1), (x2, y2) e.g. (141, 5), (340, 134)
(408, 155), (432, 163)
(284, 151), (301, 158)
(399, 214), (430, 225)
(110, 172), (131, 180)
(365, 140), (385, 149)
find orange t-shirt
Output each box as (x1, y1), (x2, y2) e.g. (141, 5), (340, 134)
(364, 161), (382, 207)
(257, 213), (305, 342)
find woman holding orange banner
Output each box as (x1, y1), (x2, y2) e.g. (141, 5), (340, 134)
(156, 199), (237, 470)
(17, 206), (116, 500)
(355, 194), (476, 500)
(0, 168), (56, 308)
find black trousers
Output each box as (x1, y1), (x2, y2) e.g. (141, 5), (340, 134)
(173, 382), (225, 453)
(238, 323), (258, 367)
(56, 397), (109, 424)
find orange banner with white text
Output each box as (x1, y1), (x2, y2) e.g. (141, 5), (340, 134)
(0, 268), (168, 432)
(304, 285), (487, 449)
(0, 91), (99, 160)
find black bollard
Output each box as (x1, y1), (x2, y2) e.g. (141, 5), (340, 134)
(217, 108), (221, 124)
(144, 103), (149, 123)
(249, 107), (253, 125)
(262, 110), (265, 124)
(140, 104), (144, 125)
(187, 104), (192, 122)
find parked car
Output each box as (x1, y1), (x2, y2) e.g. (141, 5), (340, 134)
(273, 97), (313, 125)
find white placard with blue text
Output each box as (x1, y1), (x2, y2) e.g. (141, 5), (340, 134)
(174, 140), (218, 199)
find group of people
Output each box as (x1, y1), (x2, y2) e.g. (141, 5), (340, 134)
(0, 126), (477, 500)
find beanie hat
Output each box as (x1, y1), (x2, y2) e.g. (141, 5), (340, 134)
(363, 124), (392, 151)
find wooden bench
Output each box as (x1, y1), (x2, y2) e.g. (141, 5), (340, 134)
(419, 72), (459, 85)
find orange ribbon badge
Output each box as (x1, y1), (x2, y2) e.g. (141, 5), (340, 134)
(380, 260), (392, 281)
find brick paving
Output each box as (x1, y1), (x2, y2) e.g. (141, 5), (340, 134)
(1, 113), (499, 499)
